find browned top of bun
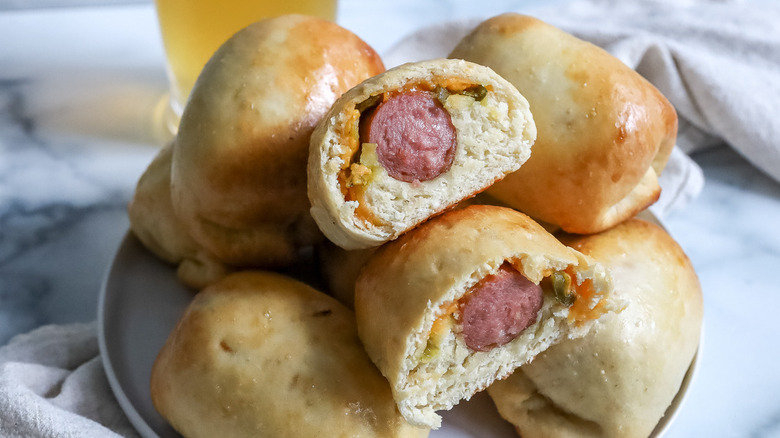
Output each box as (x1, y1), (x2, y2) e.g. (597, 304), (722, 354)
(151, 271), (428, 438)
(450, 14), (678, 234)
(171, 15), (385, 266)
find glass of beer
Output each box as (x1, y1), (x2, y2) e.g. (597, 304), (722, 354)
(153, 0), (339, 138)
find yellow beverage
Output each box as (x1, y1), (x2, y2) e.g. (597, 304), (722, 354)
(154, 0), (338, 129)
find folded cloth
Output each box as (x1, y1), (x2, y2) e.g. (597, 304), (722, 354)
(384, 0), (780, 217)
(0, 323), (138, 438)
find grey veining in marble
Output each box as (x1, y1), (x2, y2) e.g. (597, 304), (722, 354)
(0, 76), (153, 344)
(0, 6), (166, 344)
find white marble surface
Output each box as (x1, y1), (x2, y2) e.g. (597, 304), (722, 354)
(1, 1), (779, 437)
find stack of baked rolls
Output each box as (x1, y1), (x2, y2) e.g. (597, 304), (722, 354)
(131, 10), (703, 438)
(304, 54), (619, 430)
(128, 142), (232, 289)
(312, 12), (699, 436)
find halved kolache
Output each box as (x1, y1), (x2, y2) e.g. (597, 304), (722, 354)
(354, 205), (615, 429)
(308, 59), (537, 250)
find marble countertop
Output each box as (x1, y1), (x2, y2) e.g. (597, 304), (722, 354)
(1, 1), (779, 437)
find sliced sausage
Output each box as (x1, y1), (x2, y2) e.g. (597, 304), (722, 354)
(362, 90), (457, 183)
(461, 263), (543, 352)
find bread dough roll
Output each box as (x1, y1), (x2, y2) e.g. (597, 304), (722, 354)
(488, 218), (703, 438)
(354, 205), (614, 429)
(171, 15), (385, 267)
(127, 144), (232, 289)
(308, 59), (537, 250)
(151, 271), (429, 438)
(449, 14), (678, 234)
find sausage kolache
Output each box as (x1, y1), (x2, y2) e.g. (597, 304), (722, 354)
(354, 205), (615, 429)
(308, 59), (537, 250)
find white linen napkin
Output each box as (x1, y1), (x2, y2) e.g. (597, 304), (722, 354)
(0, 323), (139, 438)
(1, 1), (778, 437)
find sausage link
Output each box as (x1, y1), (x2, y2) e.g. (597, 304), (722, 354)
(361, 90), (457, 183)
(461, 263), (543, 352)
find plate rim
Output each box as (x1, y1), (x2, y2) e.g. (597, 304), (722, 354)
(98, 231), (162, 438)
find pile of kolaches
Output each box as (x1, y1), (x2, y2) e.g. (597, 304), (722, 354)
(129, 13), (703, 438)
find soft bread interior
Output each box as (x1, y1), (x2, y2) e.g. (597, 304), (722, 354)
(395, 255), (611, 428)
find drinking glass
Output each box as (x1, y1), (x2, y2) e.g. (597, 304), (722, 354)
(153, 0), (339, 138)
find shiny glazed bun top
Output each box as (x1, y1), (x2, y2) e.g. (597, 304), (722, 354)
(450, 13), (678, 234)
(171, 14), (385, 268)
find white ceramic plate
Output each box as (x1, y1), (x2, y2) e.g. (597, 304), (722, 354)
(98, 228), (700, 438)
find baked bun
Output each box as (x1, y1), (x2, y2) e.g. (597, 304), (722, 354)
(449, 14), (678, 234)
(488, 218), (703, 438)
(150, 271), (429, 438)
(127, 144), (232, 289)
(354, 205), (614, 429)
(307, 59), (537, 250)
(171, 15), (385, 267)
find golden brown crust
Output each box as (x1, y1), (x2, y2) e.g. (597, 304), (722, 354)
(171, 15), (385, 266)
(449, 14), (677, 234)
(488, 218), (703, 438)
(354, 205), (612, 428)
(150, 271), (428, 438)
